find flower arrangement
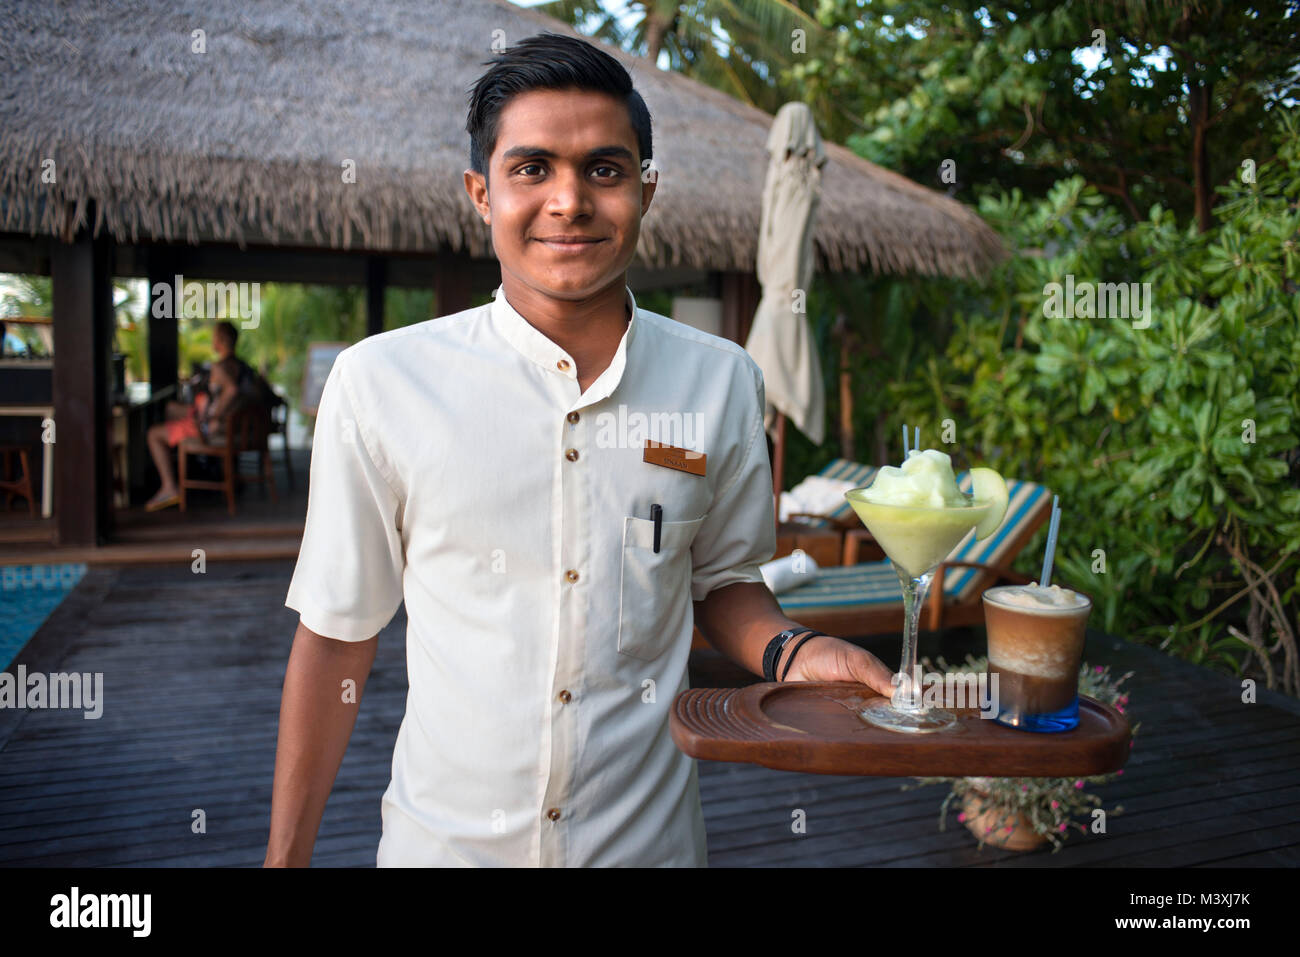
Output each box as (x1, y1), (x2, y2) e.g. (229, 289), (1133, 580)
(902, 655), (1139, 853)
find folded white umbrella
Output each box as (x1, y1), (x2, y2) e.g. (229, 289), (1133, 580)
(745, 102), (828, 447)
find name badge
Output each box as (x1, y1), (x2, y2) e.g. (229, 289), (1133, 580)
(643, 440), (707, 476)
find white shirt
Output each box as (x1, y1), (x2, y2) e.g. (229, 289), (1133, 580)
(285, 282), (776, 866)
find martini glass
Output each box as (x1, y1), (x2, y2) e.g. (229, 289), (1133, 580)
(843, 489), (995, 733)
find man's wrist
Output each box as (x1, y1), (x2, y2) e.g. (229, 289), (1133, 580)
(778, 632), (835, 682)
(776, 629), (829, 681)
(761, 624), (818, 681)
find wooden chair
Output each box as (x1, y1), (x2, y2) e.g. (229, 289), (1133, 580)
(769, 476), (1054, 638)
(267, 391), (294, 491)
(178, 403), (279, 516)
(0, 444), (37, 517)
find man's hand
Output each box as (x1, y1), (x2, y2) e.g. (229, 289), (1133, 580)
(779, 634), (895, 697)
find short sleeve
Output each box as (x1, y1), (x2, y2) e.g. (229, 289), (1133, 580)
(285, 351), (405, 641)
(690, 363), (777, 602)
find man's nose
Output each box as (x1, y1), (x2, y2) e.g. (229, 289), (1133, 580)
(545, 167), (594, 218)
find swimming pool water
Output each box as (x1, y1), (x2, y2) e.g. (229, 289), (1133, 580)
(1, 564), (87, 670)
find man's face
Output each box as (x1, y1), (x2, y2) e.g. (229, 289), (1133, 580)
(464, 87), (655, 302)
(213, 332), (232, 359)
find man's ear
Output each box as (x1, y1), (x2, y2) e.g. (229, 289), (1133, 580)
(464, 169), (491, 225)
(640, 175), (656, 217)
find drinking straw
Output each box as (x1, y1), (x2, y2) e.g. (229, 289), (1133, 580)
(913, 426), (920, 452)
(902, 424), (909, 458)
(1040, 495), (1062, 585)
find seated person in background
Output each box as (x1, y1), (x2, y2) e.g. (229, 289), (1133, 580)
(144, 320), (261, 511)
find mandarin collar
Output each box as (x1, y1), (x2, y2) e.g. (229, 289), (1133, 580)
(490, 283), (639, 405)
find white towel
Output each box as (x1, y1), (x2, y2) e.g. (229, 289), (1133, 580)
(778, 475), (857, 523)
(760, 553), (821, 595)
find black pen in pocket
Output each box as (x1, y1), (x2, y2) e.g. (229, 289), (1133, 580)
(650, 504), (662, 553)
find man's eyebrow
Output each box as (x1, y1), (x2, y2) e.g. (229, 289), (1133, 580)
(500, 145), (637, 164)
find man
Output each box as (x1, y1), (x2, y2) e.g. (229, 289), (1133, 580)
(144, 320), (260, 511)
(267, 32), (893, 868)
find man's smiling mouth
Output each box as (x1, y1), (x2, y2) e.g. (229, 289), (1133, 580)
(535, 235), (607, 252)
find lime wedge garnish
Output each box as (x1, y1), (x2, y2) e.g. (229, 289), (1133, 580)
(970, 468), (1008, 540)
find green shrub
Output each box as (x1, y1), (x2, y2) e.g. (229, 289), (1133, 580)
(882, 115), (1300, 693)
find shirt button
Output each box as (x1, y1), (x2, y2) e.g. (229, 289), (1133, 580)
(567, 411), (580, 424)
(565, 569), (579, 583)
(558, 690), (572, 704)
(556, 359), (570, 372)
(547, 808), (562, 822)
(565, 448), (579, 462)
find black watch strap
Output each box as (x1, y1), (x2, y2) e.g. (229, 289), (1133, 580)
(780, 631), (826, 682)
(762, 627), (814, 682)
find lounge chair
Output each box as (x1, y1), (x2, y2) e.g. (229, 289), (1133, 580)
(776, 458), (882, 565)
(771, 475), (1053, 638)
(782, 458), (878, 531)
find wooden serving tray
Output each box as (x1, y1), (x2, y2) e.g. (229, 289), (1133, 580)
(671, 682), (1131, 777)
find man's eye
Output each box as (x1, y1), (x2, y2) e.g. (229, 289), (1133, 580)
(593, 166), (621, 178)
(518, 164), (543, 176)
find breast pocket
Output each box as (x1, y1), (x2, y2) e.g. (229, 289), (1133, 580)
(617, 514), (707, 661)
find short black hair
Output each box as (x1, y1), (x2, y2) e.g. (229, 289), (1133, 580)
(214, 320), (238, 349)
(466, 32), (653, 184)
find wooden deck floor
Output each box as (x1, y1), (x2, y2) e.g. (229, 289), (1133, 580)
(1, 560), (1297, 867)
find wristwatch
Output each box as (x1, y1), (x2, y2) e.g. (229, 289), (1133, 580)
(762, 627), (814, 682)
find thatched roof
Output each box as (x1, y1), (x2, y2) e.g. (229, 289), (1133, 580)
(0, 0), (1004, 278)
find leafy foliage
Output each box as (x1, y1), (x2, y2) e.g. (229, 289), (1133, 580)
(800, 0), (1300, 225)
(882, 117), (1300, 690)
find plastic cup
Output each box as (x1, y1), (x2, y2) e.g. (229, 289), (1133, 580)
(983, 585), (1091, 733)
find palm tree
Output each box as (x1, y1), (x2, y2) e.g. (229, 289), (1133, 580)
(531, 0), (832, 112)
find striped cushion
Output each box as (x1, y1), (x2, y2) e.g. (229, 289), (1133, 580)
(776, 475), (1051, 614)
(807, 458), (878, 524)
(945, 475), (1051, 602)
(777, 561), (906, 612)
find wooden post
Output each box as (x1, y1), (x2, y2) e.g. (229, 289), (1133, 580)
(366, 257), (387, 336)
(773, 410), (786, 503)
(433, 249), (472, 317)
(52, 229), (115, 545)
(719, 271), (761, 346)
(146, 246), (181, 392)
(772, 409), (786, 538)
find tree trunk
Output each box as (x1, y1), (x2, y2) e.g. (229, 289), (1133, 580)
(644, 12), (669, 63)
(1190, 80), (1214, 233)
(834, 311), (855, 460)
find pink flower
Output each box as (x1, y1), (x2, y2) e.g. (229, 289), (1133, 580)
(1117, 706), (1125, 713)
(985, 826), (994, 833)
(1094, 665), (1104, 673)
(1021, 785), (1028, 791)
(1116, 769), (1124, 775)
(1058, 822), (1067, 832)
(1004, 826), (1013, 834)
(1075, 780), (1084, 789)
(1051, 800), (1059, 809)
(957, 812), (967, 823)
(1077, 824), (1087, 833)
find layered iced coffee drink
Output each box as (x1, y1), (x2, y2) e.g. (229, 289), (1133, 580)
(983, 583), (1091, 732)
